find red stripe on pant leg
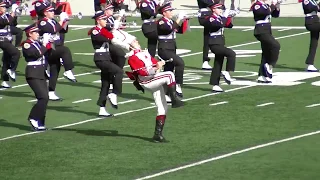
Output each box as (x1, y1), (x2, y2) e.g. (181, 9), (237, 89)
(140, 75), (171, 84)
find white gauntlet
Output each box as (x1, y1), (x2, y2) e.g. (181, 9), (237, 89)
(113, 20), (121, 30)
(178, 12), (186, 20)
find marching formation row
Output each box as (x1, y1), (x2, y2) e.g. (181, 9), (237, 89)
(0, 0), (319, 143)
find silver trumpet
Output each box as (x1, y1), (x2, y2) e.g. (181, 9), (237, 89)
(107, 21), (137, 27)
(55, 12), (83, 20)
(70, 12), (83, 20)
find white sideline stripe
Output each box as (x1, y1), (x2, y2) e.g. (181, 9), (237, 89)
(0, 31), (308, 141)
(257, 102), (274, 107)
(0, 31), (308, 92)
(209, 101), (228, 106)
(72, 99), (92, 104)
(135, 130), (320, 180)
(27, 99), (37, 102)
(242, 28), (253, 31)
(118, 99), (136, 104)
(0, 85), (255, 142)
(306, 103), (320, 108)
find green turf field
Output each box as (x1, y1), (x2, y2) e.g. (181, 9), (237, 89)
(0, 17), (320, 180)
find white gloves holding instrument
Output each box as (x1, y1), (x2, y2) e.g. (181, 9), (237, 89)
(113, 20), (121, 30)
(222, 9), (240, 18)
(59, 12), (69, 22)
(119, 9), (126, 17)
(42, 33), (52, 47)
(177, 12), (186, 20)
(11, 4), (19, 14)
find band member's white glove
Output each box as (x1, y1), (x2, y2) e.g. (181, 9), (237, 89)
(228, 10), (239, 17)
(178, 12), (186, 20)
(7, 35), (12, 41)
(11, 4), (18, 14)
(113, 20), (121, 30)
(119, 9), (126, 17)
(222, 8), (230, 17)
(42, 33), (51, 46)
(59, 12), (69, 21)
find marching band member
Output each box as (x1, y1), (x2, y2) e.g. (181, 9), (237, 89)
(201, 2), (237, 92)
(5, 0), (23, 47)
(104, 4), (127, 69)
(302, 0), (320, 72)
(22, 23), (49, 131)
(0, 0), (20, 88)
(35, 1), (77, 100)
(197, 0), (215, 70)
(103, 3), (126, 103)
(89, 10), (131, 114)
(252, 0), (281, 83)
(139, 0), (163, 57)
(127, 41), (184, 142)
(157, 3), (187, 98)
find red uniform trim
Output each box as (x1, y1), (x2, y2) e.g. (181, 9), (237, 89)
(139, 74), (173, 85)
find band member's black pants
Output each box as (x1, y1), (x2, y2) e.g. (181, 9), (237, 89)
(305, 21), (320, 65)
(158, 48), (185, 84)
(147, 38), (157, 57)
(109, 44), (126, 69)
(27, 78), (49, 123)
(142, 22), (158, 57)
(203, 27), (210, 63)
(209, 44), (236, 85)
(0, 41), (20, 81)
(95, 60), (123, 107)
(47, 45), (74, 91)
(11, 26), (23, 47)
(254, 33), (280, 76)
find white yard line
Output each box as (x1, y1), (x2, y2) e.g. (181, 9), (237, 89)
(209, 101), (228, 106)
(278, 28), (291, 32)
(242, 28), (253, 32)
(257, 102), (275, 107)
(72, 99), (92, 104)
(71, 27), (89, 31)
(118, 99), (137, 104)
(306, 103), (320, 108)
(27, 99), (37, 103)
(0, 85), (255, 142)
(135, 129), (320, 180)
